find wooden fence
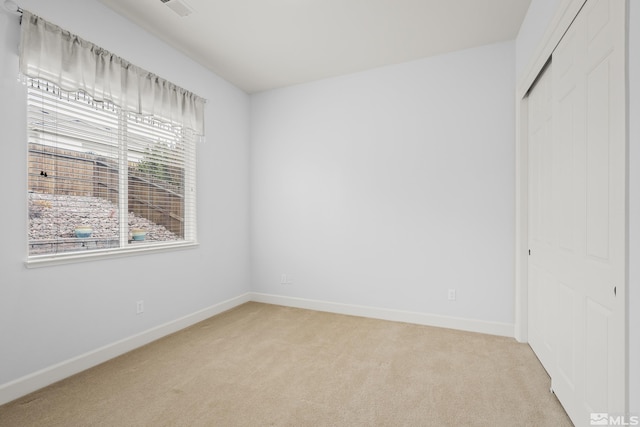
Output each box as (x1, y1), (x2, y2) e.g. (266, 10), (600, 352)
(28, 143), (184, 236)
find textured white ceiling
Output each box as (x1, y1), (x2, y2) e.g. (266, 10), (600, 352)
(98, 0), (531, 93)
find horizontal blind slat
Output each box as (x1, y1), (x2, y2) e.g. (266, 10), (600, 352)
(28, 77), (196, 257)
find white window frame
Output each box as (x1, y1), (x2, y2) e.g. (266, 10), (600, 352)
(25, 81), (199, 268)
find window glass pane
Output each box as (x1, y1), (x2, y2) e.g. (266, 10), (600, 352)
(126, 114), (184, 244)
(28, 84), (120, 255)
(27, 79), (194, 258)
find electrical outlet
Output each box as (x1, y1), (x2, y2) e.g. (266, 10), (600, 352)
(281, 274), (291, 285)
(447, 289), (456, 301)
(136, 300), (144, 314)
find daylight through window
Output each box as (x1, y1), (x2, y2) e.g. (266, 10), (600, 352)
(27, 79), (198, 257)
(20, 10), (203, 264)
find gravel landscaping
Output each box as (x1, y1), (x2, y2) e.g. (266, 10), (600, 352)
(28, 192), (179, 250)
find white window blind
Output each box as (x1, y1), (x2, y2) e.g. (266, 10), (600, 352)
(21, 10), (202, 265)
(27, 79), (198, 259)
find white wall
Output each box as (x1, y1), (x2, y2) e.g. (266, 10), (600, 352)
(251, 41), (516, 326)
(0, 0), (250, 394)
(516, 0), (639, 414)
(515, 0), (562, 79)
(629, 0), (640, 416)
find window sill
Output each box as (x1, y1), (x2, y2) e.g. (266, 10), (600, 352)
(24, 241), (199, 269)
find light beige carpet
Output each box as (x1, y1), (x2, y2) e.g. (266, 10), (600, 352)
(0, 302), (572, 426)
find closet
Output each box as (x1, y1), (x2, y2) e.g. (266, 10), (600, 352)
(525, 0), (626, 424)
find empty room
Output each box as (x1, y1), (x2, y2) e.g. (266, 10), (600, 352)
(0, 0), (638, 426)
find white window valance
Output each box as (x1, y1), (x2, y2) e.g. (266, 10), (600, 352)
(19, 10), (205, 135)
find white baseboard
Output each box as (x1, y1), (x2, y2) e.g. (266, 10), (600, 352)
(1, 291), (514, 406)
(250, 292), (515, 338)
(0, 292), (251, 406)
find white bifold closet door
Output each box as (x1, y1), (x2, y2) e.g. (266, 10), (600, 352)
(527, 0), (626, 425)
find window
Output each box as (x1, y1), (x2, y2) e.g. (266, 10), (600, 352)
(21, 11), (204, 266)
(27, 80), (197, 257)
